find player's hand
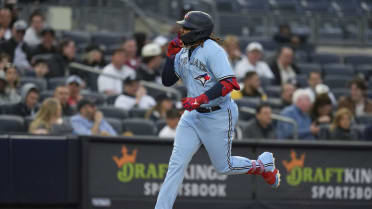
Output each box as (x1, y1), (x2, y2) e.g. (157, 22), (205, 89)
(182, 94), (209, 111)
(166, 32), (183, 58)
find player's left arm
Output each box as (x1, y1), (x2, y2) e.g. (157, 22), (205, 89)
(182, 47), (240, 111)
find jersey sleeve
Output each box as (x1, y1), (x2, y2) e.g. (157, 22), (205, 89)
(174, 53), (182, 79)
(207, 47), (235, 80)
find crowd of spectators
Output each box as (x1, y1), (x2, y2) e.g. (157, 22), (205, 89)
(0, 6), (371, 142)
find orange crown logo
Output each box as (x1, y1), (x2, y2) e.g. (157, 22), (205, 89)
(282, 149), (305, 172)
(113, 145), (138, 168)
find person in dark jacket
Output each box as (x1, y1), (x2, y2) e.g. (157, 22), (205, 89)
(329, 108), (358, 141)
(46, 39), (76, 78)
(269, 46), (299, 85)
(9, 83), (39, 117)
(30, 27), (57, 58)
(243, 103), (276, 139)
(0, 20), (33, 71)
(137, 43), (163, 83)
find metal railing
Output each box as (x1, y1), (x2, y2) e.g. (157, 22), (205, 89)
(240, 106), (299, 140)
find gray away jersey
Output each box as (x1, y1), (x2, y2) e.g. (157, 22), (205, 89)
(174, 39), (235, 108)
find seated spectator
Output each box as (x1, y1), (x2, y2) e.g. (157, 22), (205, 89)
(273, 24), (305, 48)
(0, 70), (19, 104)
(81, 45), (106, 91)
(24, 11), (44, 47)
(66, 75), (83, 108)
(281, 83), (296, 108)
(276, 89), (318, 139)
(28, 98), (66, 134)
(137, 43), (163, 83)
(234, 42), (274, 80)
(114, 76), (156, 110)
(30, 27), (57, 57)
(306, 71), (336, 105)
(70, 99), (117, 136)
(338, 77), (372, 116)
(0, 20), (33, 72)
(4, 63), (20, 101)
(46, 39), (76, 78)
(269, 46), (299, 85)
(329, 108), (358, 141)
(32, 58), (49, 78)
(243, 103), (276, 139)
(145, 92), (174, 121)
(311, 93), (333, 125)
(98, 48), (136, 95)
(159, 109), (180, 138)
(153, 35), (169, 57)
(122, 39), (140, 70)
(0, 53), (11, 71)
(0, 7), (13, 41)
(231, 71), (267, 101)
(54, 85), (75, 116)
(222, 35), (242, 68)
(9, 83), (39, 117)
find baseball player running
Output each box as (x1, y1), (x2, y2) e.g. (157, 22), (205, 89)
(155, 11), (280, 209)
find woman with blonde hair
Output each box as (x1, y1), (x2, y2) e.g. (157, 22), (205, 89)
(29, 98), (62, 134)
(222, 35), (242, 67)
(329, 108), (358, 140)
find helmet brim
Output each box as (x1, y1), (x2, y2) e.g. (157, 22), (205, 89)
(176, 20), (197, 30)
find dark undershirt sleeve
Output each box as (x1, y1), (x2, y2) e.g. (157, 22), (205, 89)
(161, 57), (179, 87)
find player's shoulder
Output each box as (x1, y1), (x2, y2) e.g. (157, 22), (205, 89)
(203, 39), (224, 52)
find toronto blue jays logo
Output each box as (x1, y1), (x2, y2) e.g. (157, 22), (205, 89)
(194, 73), (210, 86)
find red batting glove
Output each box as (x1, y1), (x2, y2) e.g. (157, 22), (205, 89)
(182, 94), (209, 111)
(166, 33), (183, 58)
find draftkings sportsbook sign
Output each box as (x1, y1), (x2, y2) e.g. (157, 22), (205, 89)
(88, 142), (254, 204)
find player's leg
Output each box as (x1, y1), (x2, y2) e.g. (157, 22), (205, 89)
(197, 102), (280, 188)
(155, 118), (202, 209)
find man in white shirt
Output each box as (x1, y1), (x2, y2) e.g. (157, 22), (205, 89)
(98, 49), (136, 95)
(234, 42), (274, 81)
(159, 109), (180, 139)
(24, 11), (44, 46)
(114, 76), (156, 110)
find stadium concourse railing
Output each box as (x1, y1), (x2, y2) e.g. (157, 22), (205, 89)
(1, 135), (372, 209)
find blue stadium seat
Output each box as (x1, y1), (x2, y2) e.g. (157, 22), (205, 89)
(322, 64), (354, 76)
(105, 94), (119, 105)
(20, 77), (47, 92)
(106, 118), (123, 134)
(81, 91), (105, 105)
(123, 118), (157, 136)
(238, 0), (270, 11)
(40, 90), (54, 102)
(312, 53), (341, 65)
(298, 63), (322, 75)
(91, 32), (126, 48)
(0, 115), (25, 133)
(296, 74), (308, 87)
(324, 76), (351, 89)
(156, 120), (167, 134)
(356, 115), (372, 125)
(303, 0), (332, 13)
(0, 104), (14, 114)
(235, 98), (261, 108)
(129, 108), (148, 118)
(264, 85), (281, 98)
(344, 55), (372, 66)
(368, 80), (372, 89)
(48, 77), (67, 90)
(62, 31), (91, 45)
(332, 88), (349, 99)
(98, 106), (128, 120)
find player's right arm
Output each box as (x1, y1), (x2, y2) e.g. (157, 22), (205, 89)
(162, 36), (182, 87)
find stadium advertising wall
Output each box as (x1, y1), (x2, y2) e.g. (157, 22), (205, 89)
(79, 138), (372, 209)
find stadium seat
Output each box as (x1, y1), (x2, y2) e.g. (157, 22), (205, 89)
(303, 0), (332, 13)
(156, 120), (167, 134)
(235, 98), (261, 108)
(174, 85), (187, 98)
(81, 91), (105, 105)
(62, 31), (91, 45)
(266, 98), (283, 109)
(24, 115), (35, 131)
(264, 85), (281, 98)
(312, 53), (341, 65)
(356, 115), (372, 125)
(368, 80), (372, 89)
(129, 108), (148, 118)
(98, 106), (128, 120)
(269, 0), (300, 12)
(0, 115), (25, 133)
(238, 108), (255, 121)
(296, 74), (308, 87)
(40, 90), (54, 102)
(105, 94), (119, 105)
(106, 118), (123, 134)
(0, 104), (14, 114)
(324, 76), (351, 89)
(355, 65), (372, 80)
(318, 124), (331, 140)
(298, 63), (322, 75)
(122, 118), (157, 136)
(48, 77), (67, 90)
(322, 64), (354, 76)
(91, 32), (126, 47)
(344, 55), (372, 66)
(20, 77), (47, 92)
(332, 88), (349, 99)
